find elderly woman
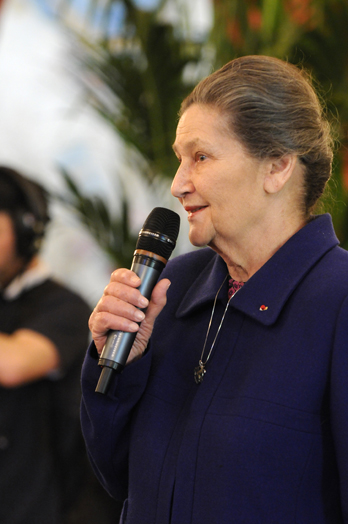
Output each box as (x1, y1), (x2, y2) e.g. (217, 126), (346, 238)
(81, 55), (348, 523)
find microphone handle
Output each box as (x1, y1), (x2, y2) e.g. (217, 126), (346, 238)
(95, 253), (165, 394)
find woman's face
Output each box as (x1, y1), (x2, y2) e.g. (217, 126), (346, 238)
(171, 104), (269, 254)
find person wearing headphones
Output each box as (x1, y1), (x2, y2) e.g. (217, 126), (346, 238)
(0, 166), (93, 523)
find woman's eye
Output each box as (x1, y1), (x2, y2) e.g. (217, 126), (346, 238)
(196, 153), (207, 162)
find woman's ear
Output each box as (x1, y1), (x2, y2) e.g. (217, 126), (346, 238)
(263, 155), (298, 194)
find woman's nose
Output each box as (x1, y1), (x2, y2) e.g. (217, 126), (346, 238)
(171, 163), (194, 198)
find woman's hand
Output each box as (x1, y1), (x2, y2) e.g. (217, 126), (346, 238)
(89, 268), (171, 364)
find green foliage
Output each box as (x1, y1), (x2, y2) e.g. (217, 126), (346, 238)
(288, 0), (348, 247)
(62, 0), (202, 181)
(289, 0), (348, 125)
(210, 0), (317, 64)
(56, 0), (204, 266)
(59, 168), (138, 267)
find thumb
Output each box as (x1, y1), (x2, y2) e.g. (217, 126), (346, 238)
(130, 278), (171, 357)
(146, 278), (171, 322)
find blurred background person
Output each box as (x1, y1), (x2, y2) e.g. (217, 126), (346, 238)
(0, 166), (121, 524)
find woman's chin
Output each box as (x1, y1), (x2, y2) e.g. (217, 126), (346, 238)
(188, 230), (212, 248)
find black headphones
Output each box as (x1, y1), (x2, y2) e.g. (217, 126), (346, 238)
(0, 167), (50, 261)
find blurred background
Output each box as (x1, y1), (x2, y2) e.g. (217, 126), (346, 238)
(1, 0), (348, 307)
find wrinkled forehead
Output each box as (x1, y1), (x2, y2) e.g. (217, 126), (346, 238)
(173, 103), (242, 158)
(175, 103), (231, 141)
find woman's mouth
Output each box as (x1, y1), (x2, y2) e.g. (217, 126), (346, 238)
(185, 206), (207, 218)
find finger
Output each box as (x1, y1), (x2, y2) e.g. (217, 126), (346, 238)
(146, 278), (171, 321)
(134, 279), (171, 346)
(110, 268), (141, 287)
(90, 311), (141, 354)
(90, 308), (142, 337)
(95, 292), (148, 320)
(93, 276), (170, 341)
(103, 282), (149, 310)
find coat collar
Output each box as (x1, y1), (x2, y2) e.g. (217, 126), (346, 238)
(176, 214), (339, 326)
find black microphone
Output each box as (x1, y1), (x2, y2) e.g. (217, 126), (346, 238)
(95, 207), (180, 394)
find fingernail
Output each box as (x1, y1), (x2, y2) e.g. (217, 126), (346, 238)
(139, 296), (149, 307)
(135, 310), (145, 321)
(129, 322), (139, 332)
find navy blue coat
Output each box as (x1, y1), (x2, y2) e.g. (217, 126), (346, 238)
(81, 214), (348, 523)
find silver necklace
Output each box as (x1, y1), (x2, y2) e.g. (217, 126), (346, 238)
(194, 275), (241, 384)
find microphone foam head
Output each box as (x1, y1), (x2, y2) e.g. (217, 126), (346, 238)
(136, 207), (180, 260)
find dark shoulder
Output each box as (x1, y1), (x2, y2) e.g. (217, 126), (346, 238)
(330, 244), (348, 267)
(320, 245), (348, 292)
(26, 279), (91, 314)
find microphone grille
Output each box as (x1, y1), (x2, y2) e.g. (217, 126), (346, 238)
(136, 207), (180, 260)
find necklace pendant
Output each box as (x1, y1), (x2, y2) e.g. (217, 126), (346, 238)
(194, 361), (206, 384)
